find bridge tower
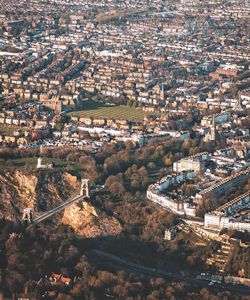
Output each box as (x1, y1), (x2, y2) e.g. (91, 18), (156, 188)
(22, 208), (33, 224)
(80, 179), (90, 198)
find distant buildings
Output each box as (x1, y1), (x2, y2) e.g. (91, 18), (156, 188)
(50, 273), (71, 286)
(204, 114), (217, 142)
(147, 170), (196, 216)
(201, 112), (232, 127)
(147, 145), (250, 230)
(173, 152), (210, 173)
(204, 191), (250, 232)
(164, 228), (177, 240)
(0, 0), (249, 233)
(195, 168), (250, 203)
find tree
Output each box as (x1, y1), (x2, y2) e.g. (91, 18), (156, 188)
(6, 271), (25, 295)
(75, 259), (91, 277)
(109, 182), (125, 196)
(163, 154), (173, 166)
(56, 294), (73, 300)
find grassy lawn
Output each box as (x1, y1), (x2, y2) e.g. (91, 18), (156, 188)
(68, 100), (160, 121)
(0, 124), (23, 135)
(0, 157), (85, 173)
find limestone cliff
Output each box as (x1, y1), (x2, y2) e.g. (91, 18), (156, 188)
(0, 169), (122, 238)
(0, 170), (78, 221)
(62, 201), (122, 238)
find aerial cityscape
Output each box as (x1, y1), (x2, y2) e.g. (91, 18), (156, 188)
(0, 0), (249, 299)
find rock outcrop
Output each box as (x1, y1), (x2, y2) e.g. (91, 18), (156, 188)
(0, 170), (78, 221)
(0, 169), (122, 238)
(62, 201), (122, 238)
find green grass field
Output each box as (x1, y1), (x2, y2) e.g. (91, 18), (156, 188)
(0, 157), (85, 173)
(69, 100), (160, 121)
(0, 124), (22, 135)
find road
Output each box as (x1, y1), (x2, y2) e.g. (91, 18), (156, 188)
(91, 250), (250, 296)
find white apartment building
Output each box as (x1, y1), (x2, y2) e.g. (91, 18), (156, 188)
(147, 170), (196, 216)
(173, 152), (210, 173)
(204, 213), (250, 232)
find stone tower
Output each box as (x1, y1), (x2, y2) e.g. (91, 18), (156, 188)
(204, 114), (217, 142)
(37, 157), (42, 168)
(80, 179), (90, 198)
(22, 208), (33, 224)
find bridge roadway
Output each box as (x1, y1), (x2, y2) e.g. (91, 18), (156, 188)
(33, 194), (86, 224)
(32, 185), (104, 224)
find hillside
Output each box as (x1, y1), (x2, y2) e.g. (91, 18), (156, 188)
(0, 170), (78, 221)
(62, 201), (122, 237)
(0, 169), (121, 238)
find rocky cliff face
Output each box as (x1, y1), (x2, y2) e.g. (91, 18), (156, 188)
(62, 201), (122, 238)
(0, 170), (78, 221)
(0, 169), (121, 238)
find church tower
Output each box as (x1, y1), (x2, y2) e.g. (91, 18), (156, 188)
(234, 98), (243, 112)
(204, 114), (217, 142)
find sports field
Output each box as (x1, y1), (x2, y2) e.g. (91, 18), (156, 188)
(0, 124), (22, 135)
(69, 100), (159, 121)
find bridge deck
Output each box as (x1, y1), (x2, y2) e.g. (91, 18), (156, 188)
(33, 194), (86, 224)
